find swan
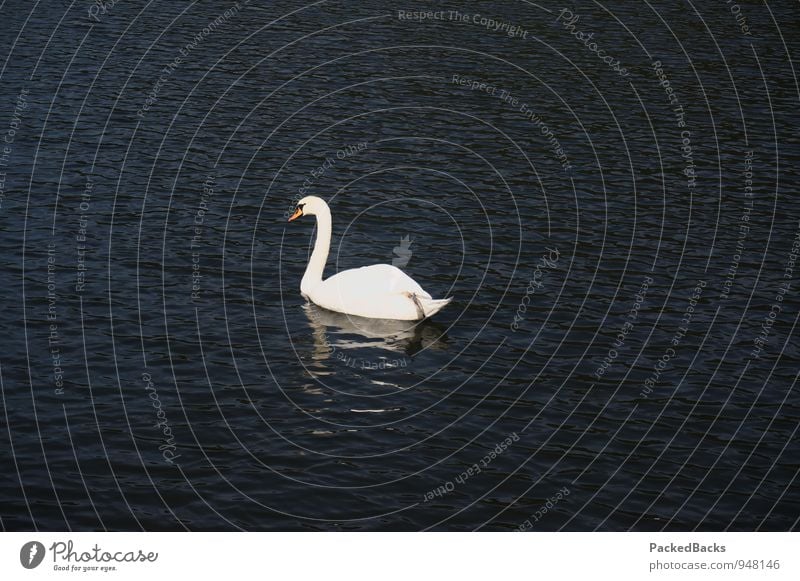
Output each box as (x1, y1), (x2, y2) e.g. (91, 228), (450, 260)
(288, 196), (452, 320)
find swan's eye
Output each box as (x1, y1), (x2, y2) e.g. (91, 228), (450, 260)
(298, 204), (305, 209)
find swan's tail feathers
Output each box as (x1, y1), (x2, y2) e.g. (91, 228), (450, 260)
(415, 295), (453, 319)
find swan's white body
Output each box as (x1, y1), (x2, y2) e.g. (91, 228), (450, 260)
(289, 196), (452, 321)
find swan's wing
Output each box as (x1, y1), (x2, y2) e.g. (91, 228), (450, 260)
(309, 264), (445, 320)
(323, 264), (431, 299)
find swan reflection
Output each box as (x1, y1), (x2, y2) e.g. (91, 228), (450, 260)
(302, 302), (446, 371)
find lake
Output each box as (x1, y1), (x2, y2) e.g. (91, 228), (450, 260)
(0, 0), (798, 531)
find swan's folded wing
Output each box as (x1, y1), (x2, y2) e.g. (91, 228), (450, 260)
(323, 264), (431, 298)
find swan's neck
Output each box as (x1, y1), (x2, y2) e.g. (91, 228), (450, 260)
(301, 206), (332, 295)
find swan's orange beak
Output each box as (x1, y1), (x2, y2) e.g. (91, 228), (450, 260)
(288, 207), (303, 222)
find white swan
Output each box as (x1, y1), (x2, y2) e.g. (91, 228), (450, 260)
(288, 196), (452, 320)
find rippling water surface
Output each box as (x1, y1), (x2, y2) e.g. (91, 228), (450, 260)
(0, 1), (798, 530)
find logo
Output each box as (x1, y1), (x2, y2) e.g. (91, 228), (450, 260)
(20, 541), (45, 569)
(392, 235), (414, 267)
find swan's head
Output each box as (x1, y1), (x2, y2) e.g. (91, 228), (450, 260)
(288, 195), (328, 222)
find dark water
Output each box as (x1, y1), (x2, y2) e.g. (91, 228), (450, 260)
(0, 0), (798, 531)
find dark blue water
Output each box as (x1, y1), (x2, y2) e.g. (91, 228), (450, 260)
(0, 0), (798, 531)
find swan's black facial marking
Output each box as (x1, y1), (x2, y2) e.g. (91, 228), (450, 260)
(288, 204), (305, 222)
